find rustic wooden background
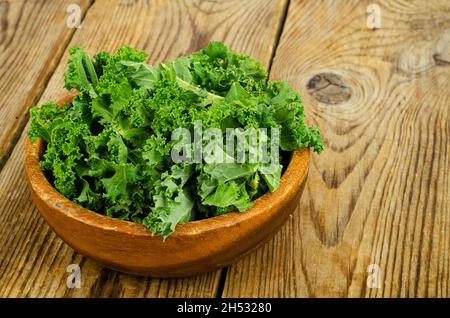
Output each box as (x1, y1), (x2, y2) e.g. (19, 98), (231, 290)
(0, 0), (449, 297)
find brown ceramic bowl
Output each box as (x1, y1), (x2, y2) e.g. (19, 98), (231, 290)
(24, 96), (310, 277)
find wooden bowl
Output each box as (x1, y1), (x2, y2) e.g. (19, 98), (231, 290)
(24, 97), (310, 277)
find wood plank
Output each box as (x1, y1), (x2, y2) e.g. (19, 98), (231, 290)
(0, 0), (92, 171)
(222, 0), (450, 297)
(0, 0), (288, 297)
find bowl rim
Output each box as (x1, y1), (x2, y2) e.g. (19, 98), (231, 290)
(24, 97), (310, 238)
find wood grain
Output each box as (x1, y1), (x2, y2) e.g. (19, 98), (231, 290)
(222, 0), (450, 297)
(0, 0), (92, 171)
(0, 0), (288, 297)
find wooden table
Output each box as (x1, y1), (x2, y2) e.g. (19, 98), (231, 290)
(0, 0), (449, 298)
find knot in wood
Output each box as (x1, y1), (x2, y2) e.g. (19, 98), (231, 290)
(306, 73), (352, 105)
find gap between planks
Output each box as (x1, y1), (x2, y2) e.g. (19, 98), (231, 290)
(216, 0), (291, 298)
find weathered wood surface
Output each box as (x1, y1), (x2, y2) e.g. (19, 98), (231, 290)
(222, 0), (450, 297)
(1, 0), (449, 298)
(0, 0), (287, 297)
(0, 0), (92, 170)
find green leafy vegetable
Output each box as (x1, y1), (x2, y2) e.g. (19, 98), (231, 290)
(29, 41), (324, 238)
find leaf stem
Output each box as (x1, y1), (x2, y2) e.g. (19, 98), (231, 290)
(175, 77), (224, 101)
